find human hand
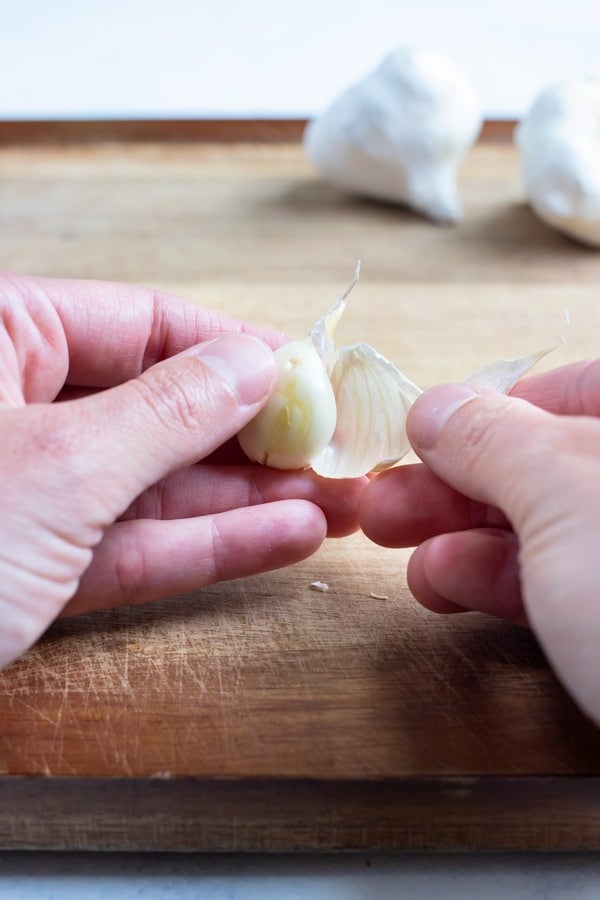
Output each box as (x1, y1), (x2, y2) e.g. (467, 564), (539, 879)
(360, 360), (600, 724)
(0, 273), (365, 670)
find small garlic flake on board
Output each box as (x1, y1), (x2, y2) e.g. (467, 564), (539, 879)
(310, 581), (330, 593)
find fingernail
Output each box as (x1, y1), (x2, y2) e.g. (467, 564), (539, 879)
(192, 334), (276, 406)
(409, 383), (479, 450)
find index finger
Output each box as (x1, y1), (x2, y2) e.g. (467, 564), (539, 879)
(359, 463), (509, 548)
(16, 273), (285, 388)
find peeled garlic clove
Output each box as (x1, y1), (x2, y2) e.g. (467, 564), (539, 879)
(312, 343), (421, 479)
(515, 77), (600, 247)
(237, 337), (337, 470)
(304, 47), (482, 223)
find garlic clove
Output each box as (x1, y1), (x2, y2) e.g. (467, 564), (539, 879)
(515, 76), (600, 247)
(312, 343), (421, 479)
(237, 264), (422, 478)
(237, 337), (337, 470)
(237, 265), (561, 480)
(304, 47), (482, 224)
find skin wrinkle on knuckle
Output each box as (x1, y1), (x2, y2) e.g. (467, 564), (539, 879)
(19, 408), (88, 487)
(208, 516), (227, 584)
(3, 279), (69, 399)
(445, 399), (543, 500)
(133, 357), (231, 439)
(126, 480), (165, 521)
(504, 420), (584, 533)
(518, 438), (599, 550)
(442, 394), (504, 461)
(570, 358), (600, 416)
(248, 476), (267, 509)
(113, 527), (146, 603)
(140, 292), (171, 372)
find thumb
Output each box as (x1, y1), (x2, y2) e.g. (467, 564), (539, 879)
(407, 383), (600, 725)
(406, 383), (560, 528)
(70, 333), (277, 514)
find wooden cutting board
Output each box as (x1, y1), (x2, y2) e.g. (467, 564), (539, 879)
(0, 130), (599, 851)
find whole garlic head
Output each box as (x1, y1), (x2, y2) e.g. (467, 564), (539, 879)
(303, 47), (482, 223)
(515, 77), (600, 247)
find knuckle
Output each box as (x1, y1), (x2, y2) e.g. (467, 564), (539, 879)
(133, 361), (207, 436)
(447, 397), (548, 510)
(114, 528), (146, 602)
(573, 358), (600, 417)
(19, 406), (84, 473)
(208, 516), (227, 584)
(448, 394), (508, 460)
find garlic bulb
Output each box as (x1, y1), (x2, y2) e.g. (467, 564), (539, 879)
(238, 266), (422, 479)
(515, 77), (600, 247)
(303, 47), (482, 223)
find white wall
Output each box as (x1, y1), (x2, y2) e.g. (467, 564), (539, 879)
(1, 0), (599, 119)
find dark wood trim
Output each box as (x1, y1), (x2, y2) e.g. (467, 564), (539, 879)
(0, 119), (308, 144)
(0, 119), (515, 145)
(479, 119), (516, 142)
(1, 776), (598, 851)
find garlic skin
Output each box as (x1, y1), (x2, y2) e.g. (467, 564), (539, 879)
(515, 77), (600, 247)
(237, 338), (337, 470)
(311, 339), (420, 478)
(303, 47), (482, 223)
(465, 349), (555, 393)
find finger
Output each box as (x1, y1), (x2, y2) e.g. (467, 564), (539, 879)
(63, 499), (327, 616)
(55, 333), (277, 522)
(0, 275), (68, 404)
(121, 466), (368, 538)
(359, 463), (508, 548)
(510, 358), (600, 417)
(6, 272), (284, 389)
(406, 383), (570, 528)
(407, 528), (526, 625)
(408, 383), (600, 724)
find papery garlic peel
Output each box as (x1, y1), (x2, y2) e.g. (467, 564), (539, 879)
(465, 311), (568, 392)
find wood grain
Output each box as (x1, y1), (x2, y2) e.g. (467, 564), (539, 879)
(3, 778), (600, 852)
(0, 136), (599, 850)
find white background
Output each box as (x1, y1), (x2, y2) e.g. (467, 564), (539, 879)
(0, 0), (599, 120)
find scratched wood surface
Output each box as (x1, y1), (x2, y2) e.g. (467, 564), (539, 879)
(0, 134), (599, 851)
